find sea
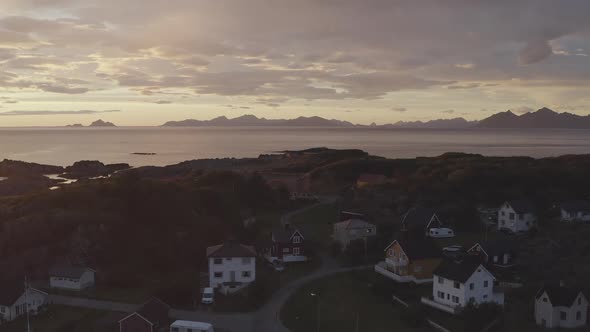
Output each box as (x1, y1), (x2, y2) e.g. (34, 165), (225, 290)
(1, 127), (589, 167)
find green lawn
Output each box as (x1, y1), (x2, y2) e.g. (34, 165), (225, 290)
(289, 202), (339, 249)
(280, 270), (431, 332)
(1, 305), (114, 332)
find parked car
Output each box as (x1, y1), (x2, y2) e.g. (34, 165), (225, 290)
(442, 245), (465, 258)
(428, 227), (455, 238)
(272, 260), (286, 272)
(171, 320), (215, 332)
(201, 287), (214, 305)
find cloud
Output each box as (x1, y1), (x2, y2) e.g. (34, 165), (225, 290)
(154, 100), (172, 104)
(3, 100), (18, 104)
(519, 40), (554, 65)
(447, 83), (481, 90)
(391, 107), (407, 112)
(0, 110), (120, 116)
(442, 109), (455, 114)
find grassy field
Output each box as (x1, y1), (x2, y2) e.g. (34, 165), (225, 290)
(289, 202), (339, 249)
(1, 305), (114, 332)
(280, 269), (432, 332)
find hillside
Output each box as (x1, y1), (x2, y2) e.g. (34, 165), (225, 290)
(478, 108), (590, 128)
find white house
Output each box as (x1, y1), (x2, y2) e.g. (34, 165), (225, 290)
(421, 259), (504, 314)
(498, 200), (536, 233)
(49, 264), (96, 291)
(0, 281), (48, 323)
(171, 320), (214, 332)
(206, 241), (256, 295)
(535, 285), (588, 329)
(333, 219), (376, 250)
(560, 200), (590, 222)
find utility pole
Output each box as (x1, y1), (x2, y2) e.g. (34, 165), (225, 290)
(24, 276), (31, 332)
(355, 311), (359, 332)
(311, 292), (320, 332)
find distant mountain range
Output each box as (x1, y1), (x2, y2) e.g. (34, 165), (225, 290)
(66, 119), (117, 127)
(161, 108), (589, 129)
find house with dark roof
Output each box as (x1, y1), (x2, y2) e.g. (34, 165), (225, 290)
(401, 207), (444, 236)
(467, 238), (517, 267)
(560, 200), (590, 222)
(264, 225), (307, 263)
(119, 297), (170, 332)
(49, 264), (96, 291)
(0, 279), (47, 323)
(421, 259), (504, 314)
(498, 200), (536, 233)
(535, 284), (588, 329)
(333, 219), (376, 250)
(374, 235), (442, 284)
(207, 241), (256, 294)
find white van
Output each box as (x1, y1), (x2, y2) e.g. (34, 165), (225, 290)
(171, 320), (215, 332)
(428, 227), (455, 238)
(201, 287), (214, 305)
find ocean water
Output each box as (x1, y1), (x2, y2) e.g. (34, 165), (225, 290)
(0, 127), (589, 167)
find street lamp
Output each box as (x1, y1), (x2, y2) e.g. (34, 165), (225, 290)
(310, 292), (320, 332)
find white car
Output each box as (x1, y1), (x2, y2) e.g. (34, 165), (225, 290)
(428, 227), (455, 238)
(201, 287), (214, 305)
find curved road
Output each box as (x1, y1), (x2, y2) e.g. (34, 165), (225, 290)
(51, 198), (367, 332)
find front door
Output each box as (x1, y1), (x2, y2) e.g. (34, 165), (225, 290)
(230, 271), (236, 281)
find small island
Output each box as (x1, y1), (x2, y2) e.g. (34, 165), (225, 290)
(65, 119), (117, 128)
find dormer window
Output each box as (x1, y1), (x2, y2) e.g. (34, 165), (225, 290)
(543, 297), (547, 302)
(293, 236), (301, 244)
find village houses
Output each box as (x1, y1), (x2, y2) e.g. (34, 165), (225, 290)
(534, 284), (588, 329)
(264, 225), (307, 263)
(0, 279), (48, 323)
(498, 200), (536, 233)
(560, 200), (590, 222)
(206, 241), (256, 294)
(333, 218), (376, 250)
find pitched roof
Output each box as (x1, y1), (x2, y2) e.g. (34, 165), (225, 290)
(137, 297), (170, 325)
(335, 219), (374, 230)
(0, 279), (25, 306)
(561, 200), (590, 214)
(206, 241), (256, 257)
(271, 227), (303, 243)
(433, 258), (488, 283)
(470, 238), (516, 257)
(49, 264), (94, 279)
(506, 200), (535, 214)
(386, 236), (441, 260)
(401, 207), (438, 228)
(536, 285), (585, 307)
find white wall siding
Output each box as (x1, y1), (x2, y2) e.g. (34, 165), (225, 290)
(49, 270), (95, 291)
(432, 266), (497, 309)
(498, 204), (536, 232)
(535, 292), (588, 328)
(208, 257), (256, 291)
(0, 289), (47, 322)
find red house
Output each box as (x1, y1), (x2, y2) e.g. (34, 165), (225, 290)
(264, 226), (307, 263)
(119, 297), (170, 332)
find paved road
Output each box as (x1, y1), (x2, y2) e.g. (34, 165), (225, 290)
(49, 198), (367, 332)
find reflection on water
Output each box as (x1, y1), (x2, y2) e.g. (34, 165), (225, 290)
(0, 127), (589, 167)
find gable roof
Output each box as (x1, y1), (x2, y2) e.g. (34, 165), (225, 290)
(272, 227), (304, 243)
(0, 279), (47, 306)
(385, 236), (441, 260)
(561, 200), (590, 214)
(468, 238), (516, 257)
(506, 200), (535, 214)
(536, 285), (586, 307)
(137, 297), (170, 325)
(118, 312), (154, 326)
(401, 207), (439, 229)
(49, 264), (95, 279)
(335, 219), (374, 231)
(206, 241), (256, 258)
(433, 259), (490, 283)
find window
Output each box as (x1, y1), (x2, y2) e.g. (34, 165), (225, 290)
(560, 311), (567, 320)
(242, 257), (251, 264)
(447, 294), (450, 300)
(438, 277), (444, 284)
(483, 295), (488, 299)
(509, 213), (515, 220)
(483, 280), (489, 288)
(225, 258), (232, 261)
(453, 281), (460, 289)
(452, 296), (459, 304)
(282, 248), (290, 253)
(0, 306), (5, 313)
(542, 297), (547, 302)
(293, 236), (301, 244)
(293, 247), (300, 255)
(576, 311), (581, 320)
(171, 328), (179, 332)
(578, 297), (582, 305)
(214, 272), (223, 278)
(242, 271), (251, 278)
(469, 283), (474, 290)
(501, 211), (505, 216)
(388, 249), (394, 256)
(213, 258), (222, 265)
(437, 291), (445, 299)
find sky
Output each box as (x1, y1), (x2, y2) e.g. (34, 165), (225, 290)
(0, 0), (589, 126)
